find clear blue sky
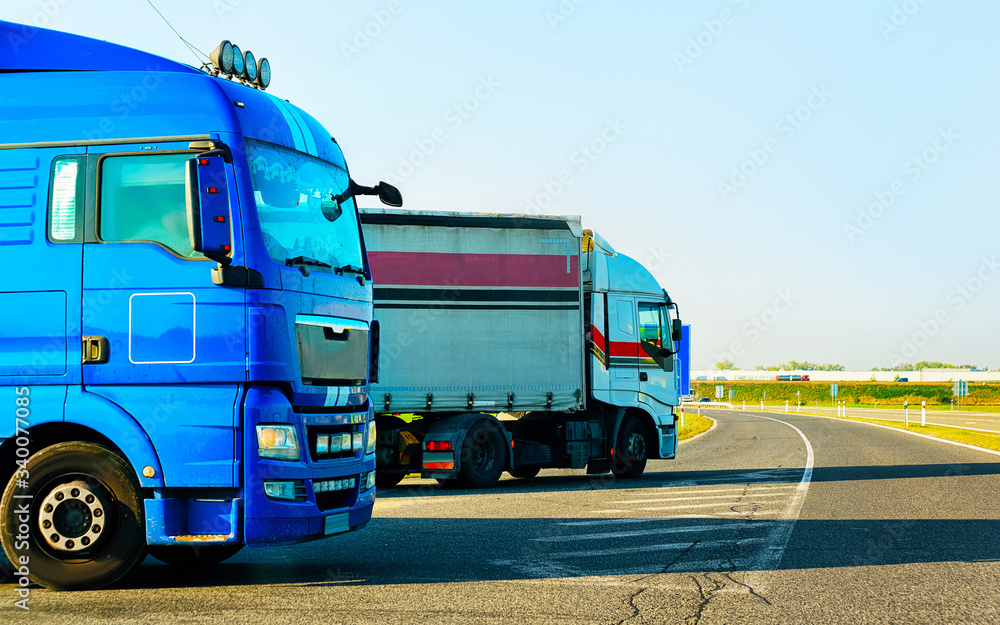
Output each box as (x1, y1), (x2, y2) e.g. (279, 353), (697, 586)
(7, 0), (999, 370)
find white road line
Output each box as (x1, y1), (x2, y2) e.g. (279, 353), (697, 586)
(557, 517), (776, 527)
(554, 538), (765, 559)
(609, 485), (796, 499)
(532, 523), (765, 542)
(745, 413), (814, 571)
(592, 500), (786, 514)
(608, 492), (791, 505)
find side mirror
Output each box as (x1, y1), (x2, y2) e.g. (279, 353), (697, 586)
(376, 182), (402, 207)
(185, 156), (233, 266)
(672, 318), (682, 343)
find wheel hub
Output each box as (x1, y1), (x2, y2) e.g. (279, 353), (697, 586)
(37, 480), (107, 553)
(627, 432), (647, 462)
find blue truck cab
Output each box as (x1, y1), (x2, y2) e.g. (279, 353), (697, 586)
(0, 22), (400, 589)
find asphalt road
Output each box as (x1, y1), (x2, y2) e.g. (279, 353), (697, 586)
(3, 410), (1000, 624)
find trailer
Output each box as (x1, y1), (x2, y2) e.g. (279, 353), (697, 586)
(360, 209), (683, 488)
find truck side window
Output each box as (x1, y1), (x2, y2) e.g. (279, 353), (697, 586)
(99, 153), (202, 258)
(638, 304), (663, 348)
(47, 155), (85, 243)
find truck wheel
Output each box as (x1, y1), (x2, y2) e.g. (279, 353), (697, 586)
(611, 415), (648, 479)
(375, 471), (405, 488)
(0, 442), (146, 590)
(508, 467), (540, 479)
(148, 544), (243, 566)
(459, 421), (505, 488)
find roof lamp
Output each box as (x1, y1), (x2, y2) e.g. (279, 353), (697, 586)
(255, 57), (271, 89)
(244, 50), (257, 82)
(231, 44), (245, 76)
(210, 40), (234, 75)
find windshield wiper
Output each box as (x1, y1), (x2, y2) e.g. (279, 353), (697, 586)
(336, 264), (367, 285)
(285, 256), (332, 269)
(285, 256), (332, 277)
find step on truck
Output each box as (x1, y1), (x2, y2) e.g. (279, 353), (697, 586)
(360, 209), (683, 488)
(0, 22), (401, 590)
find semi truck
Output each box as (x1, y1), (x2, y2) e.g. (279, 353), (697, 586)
(0, 22), (400, 589)
(360, 209), (683, 488)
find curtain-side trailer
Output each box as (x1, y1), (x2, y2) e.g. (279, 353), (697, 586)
(360, 209), (683, 488)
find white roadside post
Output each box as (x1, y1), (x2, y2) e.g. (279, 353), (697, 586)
(904, 400), (909, 427)
(785, 400), (788, 413)
(680, 404), (685, 428)
(742, 400), (746, 410)
(921, 400), (926, 426)
(760, 399), (764, 411)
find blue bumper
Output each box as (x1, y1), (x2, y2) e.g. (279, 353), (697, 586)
(242, 386), (376, 546)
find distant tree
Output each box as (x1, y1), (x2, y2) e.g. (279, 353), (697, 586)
(715, 360), (736, 370)
(763, 361), (845, 371)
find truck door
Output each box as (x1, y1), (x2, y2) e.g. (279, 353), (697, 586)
(79, 141), (246, 487)
(637, 302), (678, 409)
(607, 295), (639, 400)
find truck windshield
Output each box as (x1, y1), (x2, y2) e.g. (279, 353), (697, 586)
(246, 139), (363, 272)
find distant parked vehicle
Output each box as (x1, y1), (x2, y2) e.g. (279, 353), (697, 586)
(775, 375), (810, 381)
(698, 397), (711, 403)
(898, 378), (909, 382)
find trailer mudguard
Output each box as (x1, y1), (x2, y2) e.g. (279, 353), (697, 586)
(422, 413), (513, 477)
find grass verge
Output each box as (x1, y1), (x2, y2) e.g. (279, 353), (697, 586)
(679, 413), (714, 441)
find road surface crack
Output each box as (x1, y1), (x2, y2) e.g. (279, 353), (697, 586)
(723, 572), (772, 606)
(686, 573), (725, 625)
(615, 587), (647, 625)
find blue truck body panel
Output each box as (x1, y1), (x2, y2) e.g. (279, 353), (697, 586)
(0, 20), (377, 576)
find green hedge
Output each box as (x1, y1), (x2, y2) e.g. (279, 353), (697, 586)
(691, 381), (1000, 406)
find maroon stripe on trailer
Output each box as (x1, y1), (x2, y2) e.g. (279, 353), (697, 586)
(368, 252), (579, 288)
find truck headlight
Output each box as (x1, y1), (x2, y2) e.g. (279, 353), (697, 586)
(360, 470), (376, 491)
(365, 421), (376, 455)
(256, 424), (300, 461)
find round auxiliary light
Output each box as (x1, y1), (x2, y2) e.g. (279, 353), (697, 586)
(210, 40), (234, 75)
(255, 57), (270, 89)
(231, 44), (245, 77)
(244, 50), (257, 82)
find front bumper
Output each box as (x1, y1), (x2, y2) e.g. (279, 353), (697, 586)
(243, 386), (376, 546)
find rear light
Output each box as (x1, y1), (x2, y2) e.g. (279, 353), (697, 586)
(425, 440), (452, 452)
(424, 460), (455, 470)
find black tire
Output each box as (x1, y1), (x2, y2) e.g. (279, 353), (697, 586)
(611, 414), (649, 479)
(508, 467), (541, 479)
(148, 544), (243, 566)
(0, 442), (146, 590)
(458, 421), (506, 488)
(375, 471), (405, 488)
